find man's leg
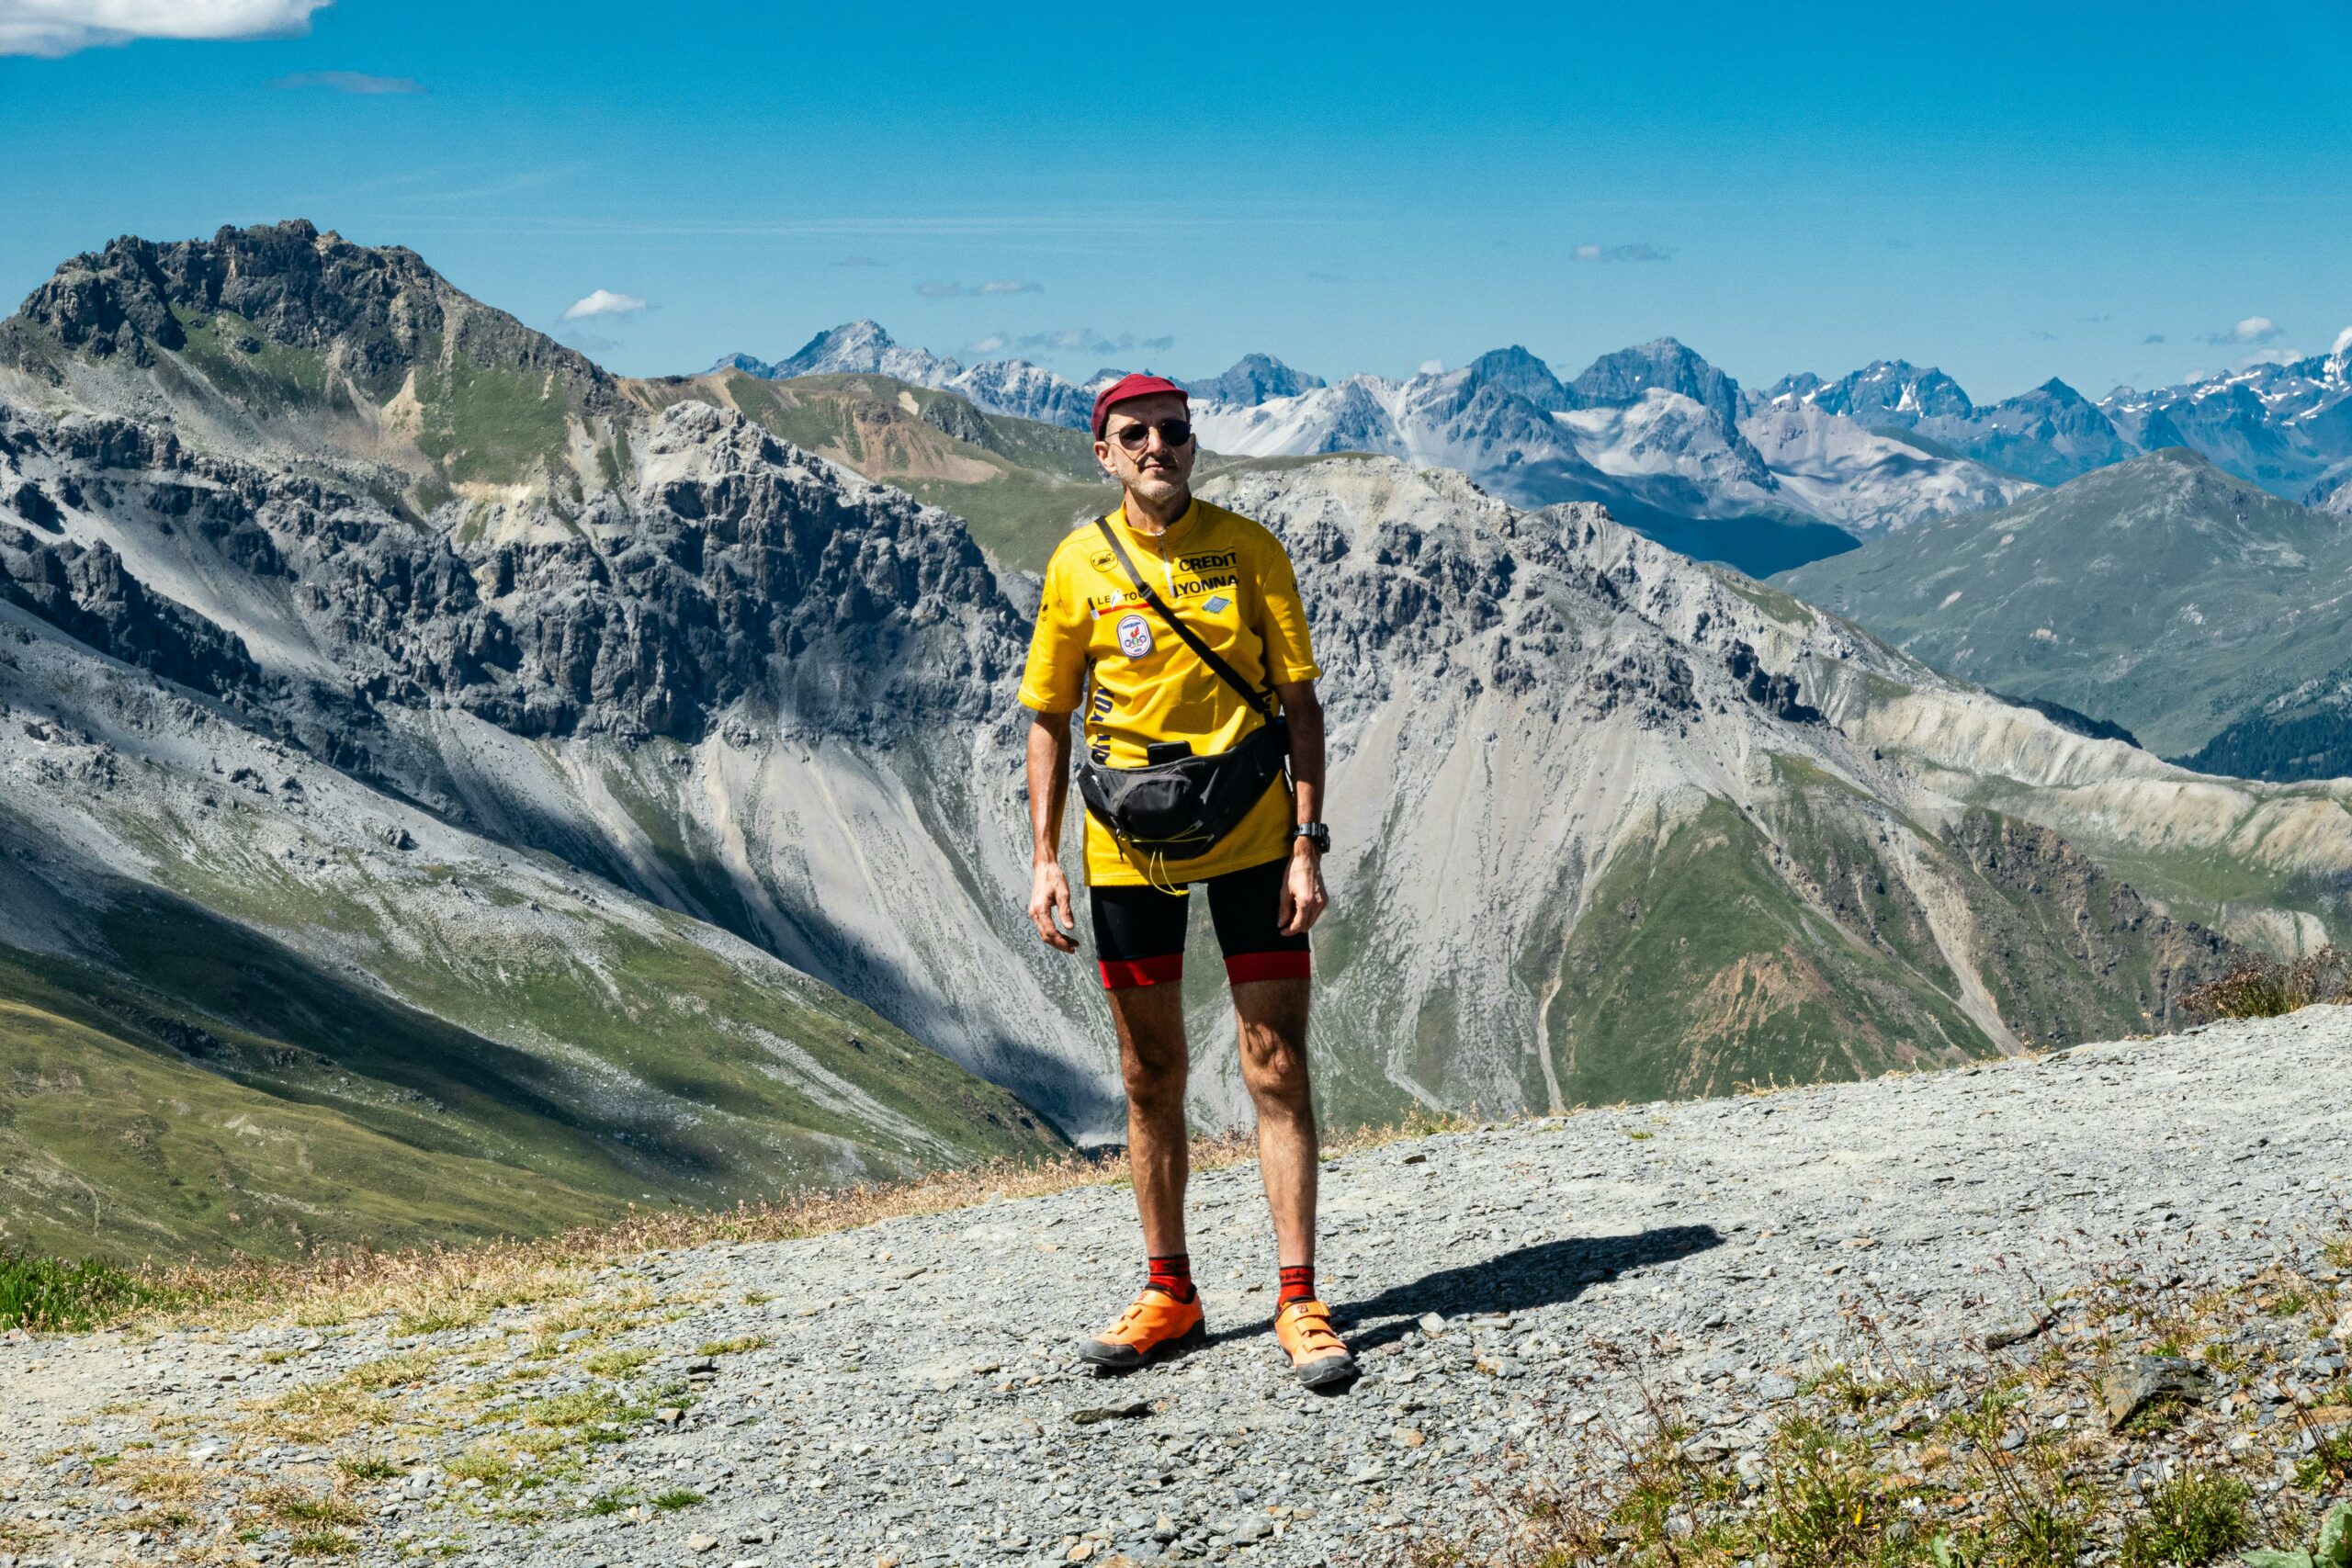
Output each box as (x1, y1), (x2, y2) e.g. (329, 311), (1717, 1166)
(1211, 859), (1352, 1384)
(1232, 976), (1316, 1270)
(1078, 881), (1204, 1370)
(1108, 981), (1191, 1256)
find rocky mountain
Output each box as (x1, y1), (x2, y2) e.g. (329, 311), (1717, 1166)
(712, 321), (1110, 429)
(1768, 362), (2134, 486)
(13, 223), (2352, 1261)
(1774, 447), (2352, 763)
(1778, 359), (1977, 424)
(2102, 351), (2352, 501)
(1572, 337), (1746, 434)
(1740, 401), (2036, 533)
(1192, 342), (2025, 574)
(719, 331), (2032, 573)
(1772, 350), (2352, 503)
(2312, 464), (2352, 515)
(1182, 352), (1325, 407)
(728, 325), (2352, 571)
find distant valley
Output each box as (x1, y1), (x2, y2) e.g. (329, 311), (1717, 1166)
(1777, 447), (2352, 782)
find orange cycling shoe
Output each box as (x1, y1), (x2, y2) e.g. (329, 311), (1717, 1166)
(1273, 1298), (1356, 1388)
(1078, 1287), (1205, 1371)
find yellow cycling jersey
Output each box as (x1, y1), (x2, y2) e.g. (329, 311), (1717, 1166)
(1019, 498), (1320, 886)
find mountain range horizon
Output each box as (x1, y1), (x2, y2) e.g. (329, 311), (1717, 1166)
(712, 310), (2351, 576)
(714, 313), (2349, 458)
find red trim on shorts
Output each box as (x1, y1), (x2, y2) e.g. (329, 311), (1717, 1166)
(1100, 953), (1185, 990)
(1224, 950), (1311, 985)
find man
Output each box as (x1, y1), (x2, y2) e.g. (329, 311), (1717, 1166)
(1018, 372), (1354, 1389)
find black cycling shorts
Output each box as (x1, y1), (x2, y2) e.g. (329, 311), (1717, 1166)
(1089, 855), (1311, 991)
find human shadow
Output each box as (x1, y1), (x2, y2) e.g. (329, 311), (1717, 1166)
(1332, 1224), (1725, 1354)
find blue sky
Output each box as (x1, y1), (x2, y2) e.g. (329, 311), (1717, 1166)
(3, 0), (2347, 400)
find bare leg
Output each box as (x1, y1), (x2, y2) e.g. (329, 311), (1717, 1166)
(1233, 975), (1317, 1269)
(1107, 982), (1191, 1257)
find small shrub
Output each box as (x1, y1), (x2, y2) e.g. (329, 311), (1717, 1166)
(262, 1487), (365, 1527)
(583, 1347), (651, 1377)
(2295, 1429), (2352, 1493)
(335, 1457), (403, 1482)
(2119, 1471), (2252, 1568)
(695, 1335), (767, 1357)
(288, 1529), (358, 1557)
(2182, 949), (2352, 1022)
(650, 1488), (703, 1511)
(444, 1445), (513, 1486)
(0, 1248), (156, 1331)
(1750, 1417), (1912, 1568)
(585, 1488), (637, 1516)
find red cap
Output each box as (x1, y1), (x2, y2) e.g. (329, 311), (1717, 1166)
(1091, 373), (1188, 439)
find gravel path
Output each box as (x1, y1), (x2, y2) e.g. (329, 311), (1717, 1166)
(5, 1010), (2350, 1567)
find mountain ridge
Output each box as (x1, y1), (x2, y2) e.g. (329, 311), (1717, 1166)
(10, 221), (2352, 1261)
(1774, 446), (2352, 761)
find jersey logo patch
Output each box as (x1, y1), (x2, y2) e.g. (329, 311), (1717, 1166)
(1115, 613), (1155, 658)
(1204, 594), (1231, 614)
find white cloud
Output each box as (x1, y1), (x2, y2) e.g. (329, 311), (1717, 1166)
(917, 278), (1042, 299)
(1572, 242), (1668, 264)
(1418, 358), (1444, 375)
(2209, 315), (2282, 344)
(966, 333), (1009, 354)
(0, 0), (327, 57)
(269, 69), (420, 94)
(561, 289), (648, 321)
(1009, 327), (1170, 358)
(2334, 326), (2352, 358)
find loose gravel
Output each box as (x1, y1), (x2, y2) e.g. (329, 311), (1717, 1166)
(4, 1010), (2349, 1566)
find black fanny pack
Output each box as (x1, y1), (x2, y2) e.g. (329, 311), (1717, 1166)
(1077, 515), (1290, 863)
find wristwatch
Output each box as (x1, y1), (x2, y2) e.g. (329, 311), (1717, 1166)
(1291, 823), (1330, 853)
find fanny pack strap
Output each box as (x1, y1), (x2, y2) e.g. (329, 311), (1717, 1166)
(1093, 515), (1278, 724)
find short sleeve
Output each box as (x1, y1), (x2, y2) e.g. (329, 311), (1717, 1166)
(1254, 535), (1320, 684)
(1017, 550), (1091, 713)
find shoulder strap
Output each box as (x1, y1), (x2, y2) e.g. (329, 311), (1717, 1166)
(1093, 515), (1274, 723)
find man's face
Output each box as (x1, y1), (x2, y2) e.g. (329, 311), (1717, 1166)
(1096, 392), (1195, 505)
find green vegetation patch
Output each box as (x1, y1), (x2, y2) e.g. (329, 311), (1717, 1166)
(412, 350), (573, 485)
(1536, 796), (1991, 1107)
(0, 1245), (158, 1330)
(167, 306), (330, 415)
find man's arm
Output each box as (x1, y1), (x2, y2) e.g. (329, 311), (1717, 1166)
(1025, 709), (1080, 952)
(1274, 680), (1328, 937)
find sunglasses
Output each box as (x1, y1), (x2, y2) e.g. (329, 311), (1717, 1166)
(1107, 418), (1193, 451)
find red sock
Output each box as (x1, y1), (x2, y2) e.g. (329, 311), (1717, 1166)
(1278, 1264), (1316, 1307)
(1147, 1254), (1195, 1303)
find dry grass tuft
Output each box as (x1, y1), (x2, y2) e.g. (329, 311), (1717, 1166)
(259, 1485), (365, 1527)
(2183, 948), (2352, 1021)
(112, 1453), (206, 1502)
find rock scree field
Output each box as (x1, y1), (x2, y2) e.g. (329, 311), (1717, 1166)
(2, 1009), (2347, 1566)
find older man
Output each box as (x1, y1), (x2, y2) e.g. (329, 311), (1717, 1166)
(1018, 373), (1353, 1387)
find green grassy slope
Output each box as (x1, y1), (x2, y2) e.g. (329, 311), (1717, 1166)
(0, 766), (1063, 1263)
(0, 947), (615, 1263)
(1539, 796), (1994, 1107)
